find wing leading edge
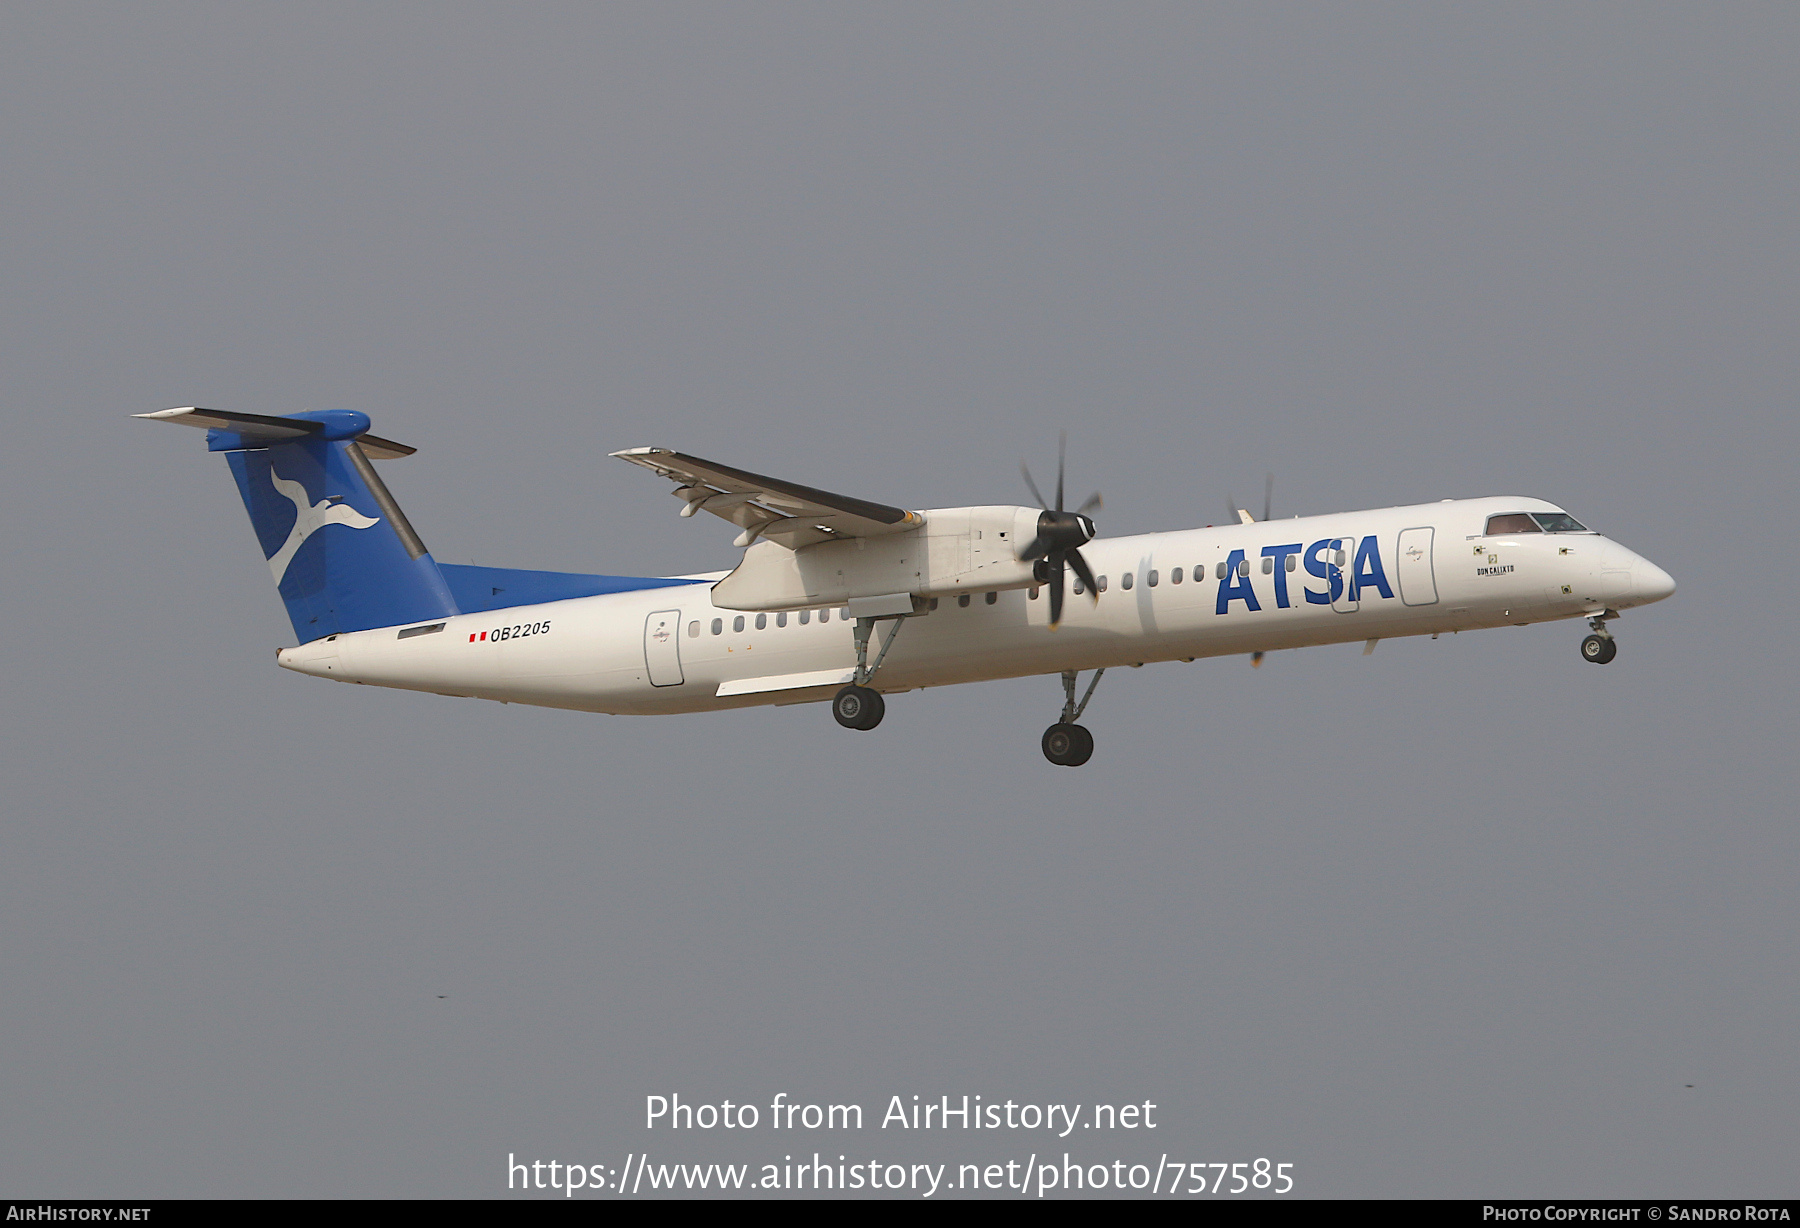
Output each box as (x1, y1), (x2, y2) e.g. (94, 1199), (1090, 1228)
(612, 447), (920, 548)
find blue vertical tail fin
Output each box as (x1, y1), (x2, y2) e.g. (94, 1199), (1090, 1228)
(139, 408), (459, 642)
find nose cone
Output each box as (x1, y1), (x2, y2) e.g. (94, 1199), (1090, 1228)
(1634, 559), (1676, 605)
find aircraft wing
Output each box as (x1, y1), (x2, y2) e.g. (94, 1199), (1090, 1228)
(611, 448), (920, 547)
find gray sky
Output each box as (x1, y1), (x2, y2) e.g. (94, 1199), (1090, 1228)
(1, 2), (1794, 1198)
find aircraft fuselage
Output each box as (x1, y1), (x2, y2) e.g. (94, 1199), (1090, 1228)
(276, 496), (1674, 715)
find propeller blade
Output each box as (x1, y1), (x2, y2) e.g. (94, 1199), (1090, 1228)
(1251, 651), (1265, 668)
(1066, 547), (1099, 601)
(1023, 438), (1098, 617)
(1019, 462), (1049, 511)
(1263, 473), (1274, 524)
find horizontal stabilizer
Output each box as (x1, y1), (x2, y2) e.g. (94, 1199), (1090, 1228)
(136, 407), (416, 459)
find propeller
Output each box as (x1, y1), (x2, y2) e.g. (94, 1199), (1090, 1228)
(1228, 474), (1275, 526)
(1019, 433), (1101, 628)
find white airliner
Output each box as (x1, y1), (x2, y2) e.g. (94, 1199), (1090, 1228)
(141, 407), (1675, 765)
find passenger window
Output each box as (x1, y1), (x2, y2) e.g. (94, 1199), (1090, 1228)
(840, 607), (851, 619)
(777, 612), (788, 627)
(688, 621), (700, 637)
(1121, 573), (1133, 590)
(1194, 565), (1205, 583)
(755, 613), (767, 630)
(958, 594), (970, 608)
(733, 615), (745, 632)
(1261, 556), (1273, 574)
(985, 591), (997, 604)
(928, 598), (939, 611)
(1238, 559), (1249, 577)
(1170, 567), (1181, 585)
(819, 608), (829, 623)
(1097, 576), (1108, 592)
(1334, 547), (1346, 565)
(1029, 587), (1039, 600)
(1215, 561), (1227, 580)
(711, 618), (722, 635)
(1147, 569), (1159, 587)
(1072, 579), (1085, 595)
(799, 609), (811, 625)
(1286, 555), (1297, 572)
(1484, 513), (1541, 535)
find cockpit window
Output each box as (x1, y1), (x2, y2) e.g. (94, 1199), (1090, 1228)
(1530, 512), (1589, 533)
(1484, 513), (1541, 535)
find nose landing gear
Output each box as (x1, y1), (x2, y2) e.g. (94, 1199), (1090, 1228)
(1042, 668), (1105, 766)
(1580, 634), (1617, 664)
(1581, 612), (1618, 664)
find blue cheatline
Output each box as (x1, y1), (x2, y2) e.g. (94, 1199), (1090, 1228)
(437, 565), (695, 615)
(207, 410), (695, 642)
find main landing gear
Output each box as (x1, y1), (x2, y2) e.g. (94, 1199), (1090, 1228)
(1042, 723), (1093, 767)
(1580, 611), (1619, 665)
(828, 614), (1107, 765)
(832, 614), (908, 732)
(832, 685), (885, 730)
(1043, 669), (1105, 767)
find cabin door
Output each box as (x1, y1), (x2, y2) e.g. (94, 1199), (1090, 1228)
(1396, 527), (1439, 606)
(643, 610), (684, 687)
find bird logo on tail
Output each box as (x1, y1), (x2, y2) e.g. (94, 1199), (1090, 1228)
(265, 467), (380, 583)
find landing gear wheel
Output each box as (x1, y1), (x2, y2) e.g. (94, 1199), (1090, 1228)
(1581, 634), (1617, 664)
(1041, 722), (1094, 766)
(832, 685), (886, 730)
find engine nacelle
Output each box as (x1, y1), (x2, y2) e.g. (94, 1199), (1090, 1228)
(709, 505), (1043, 612)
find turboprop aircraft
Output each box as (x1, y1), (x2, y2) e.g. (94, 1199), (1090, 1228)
(138, 407), (1675, 766)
